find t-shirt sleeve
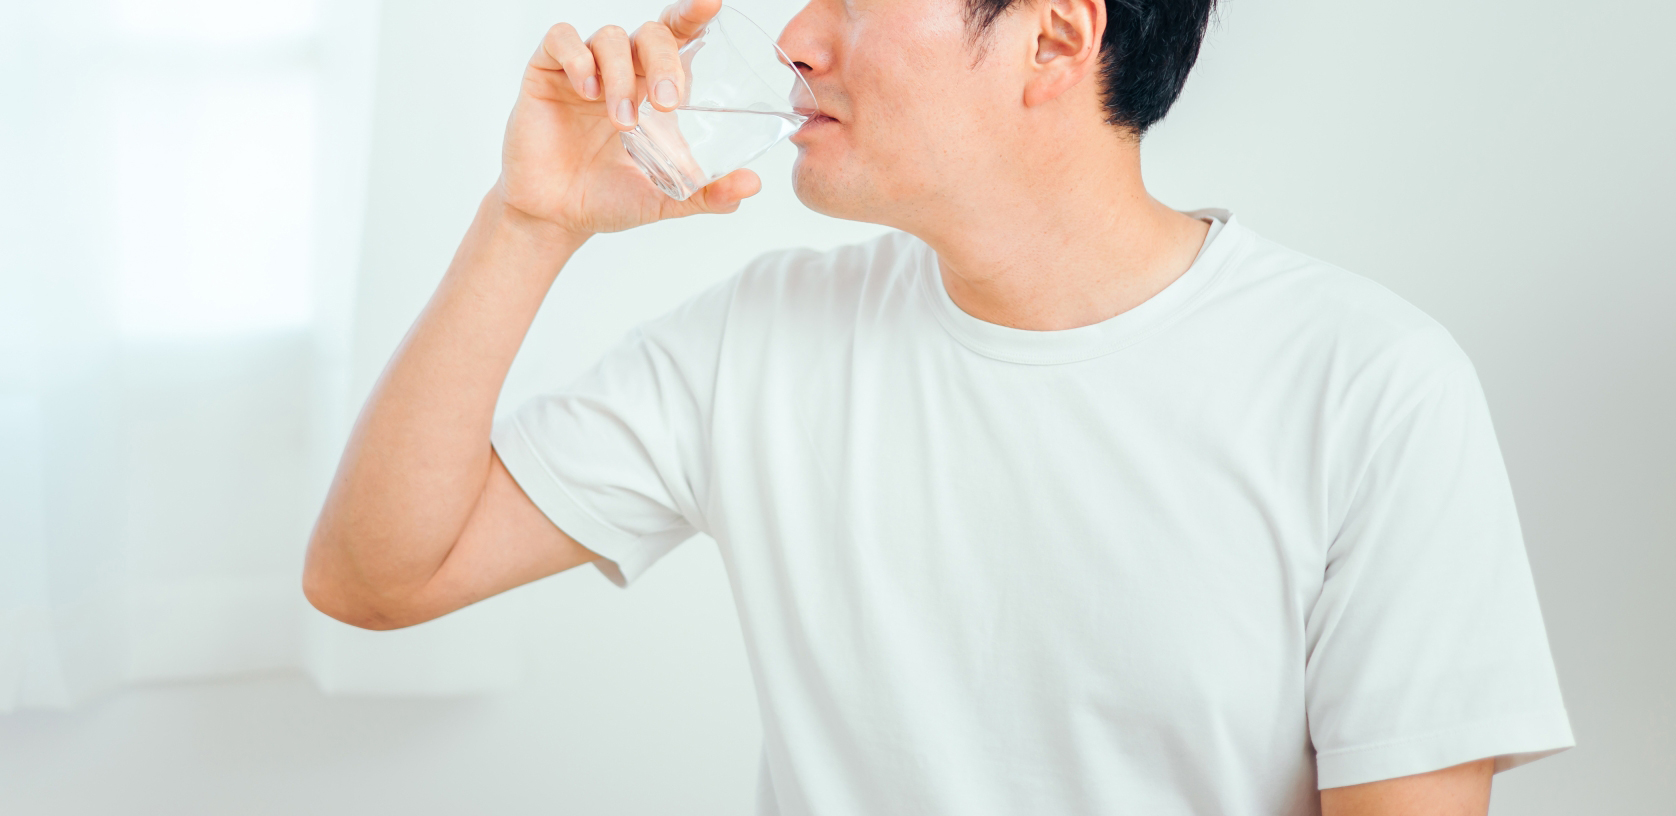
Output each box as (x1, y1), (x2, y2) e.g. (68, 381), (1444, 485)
(1305, 326), (1574, 789)
(489, 273), (739, 589)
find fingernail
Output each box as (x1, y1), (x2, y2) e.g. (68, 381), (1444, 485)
(654, 79), (678, 107)
(616, 98), (635, 126)
(582, 75), (599, 99)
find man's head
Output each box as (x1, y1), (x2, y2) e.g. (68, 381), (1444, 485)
(778, 0), (1215, 228)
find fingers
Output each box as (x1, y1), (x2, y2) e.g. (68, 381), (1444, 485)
(587, 24), (638, 130)
(533, 5), (716, 118)
(536, 23), (599, 101)
(659, 0), (722, 43)
(632, 22), (684, 111)
(688, 168), (762, 215)
(657, 168), (760, 218)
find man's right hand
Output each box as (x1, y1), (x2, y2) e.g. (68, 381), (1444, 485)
(496, 0), (762, 237)
(306, 0), (765, 631)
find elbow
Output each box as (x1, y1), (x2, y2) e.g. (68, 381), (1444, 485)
(302, 536), (410, 632)
(302, 572), (391, 631)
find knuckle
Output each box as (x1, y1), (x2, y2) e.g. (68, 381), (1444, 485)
(547, 22), (576, 39)
(672, 4), (707, 33)
(590, 29), (631, 61)
(633, 21), (671, 41)
(648, 59), (681, 82)
(594, 24), (628, 40)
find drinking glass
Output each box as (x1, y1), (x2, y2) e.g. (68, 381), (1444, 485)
(619, 5), (817, 200)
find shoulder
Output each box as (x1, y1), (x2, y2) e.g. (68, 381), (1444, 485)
(1205, 219), (1485, 456)
(637, 230), (919, 356)
(1238, 226), (1446, 338)
(1222, 220), (1475, 377)
(728, 229), (923, 316)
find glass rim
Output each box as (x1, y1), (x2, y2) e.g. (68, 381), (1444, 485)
(698, 4), (818, 116)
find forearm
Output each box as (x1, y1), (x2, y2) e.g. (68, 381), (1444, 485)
(304, 185), (586, 619)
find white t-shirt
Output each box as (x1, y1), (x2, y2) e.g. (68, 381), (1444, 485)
(491, 209), (1574, 815)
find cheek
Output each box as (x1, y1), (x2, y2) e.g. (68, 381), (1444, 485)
(857, 1), (964, 75)
(842, 14), (970, 153)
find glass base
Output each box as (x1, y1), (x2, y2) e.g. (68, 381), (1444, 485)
(620, 127), (701, 201)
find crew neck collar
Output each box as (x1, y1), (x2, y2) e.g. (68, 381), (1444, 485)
(916, 208), (1245, 365)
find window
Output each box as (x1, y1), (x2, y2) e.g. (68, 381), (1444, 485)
(110, 0), (320, 337)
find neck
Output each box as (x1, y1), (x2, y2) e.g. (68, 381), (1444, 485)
(904, 126), (1210, 332)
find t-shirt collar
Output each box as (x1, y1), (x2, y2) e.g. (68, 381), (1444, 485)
(917, 208), (1245, 365)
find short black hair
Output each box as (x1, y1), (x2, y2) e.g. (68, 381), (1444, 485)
(963, 0), (1217, 136)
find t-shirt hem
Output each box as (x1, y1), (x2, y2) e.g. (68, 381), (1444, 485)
(490, 415), (657, 588)
(1314, 707), (1576, 789)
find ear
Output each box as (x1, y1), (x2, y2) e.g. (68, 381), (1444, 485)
(1022, 0), (1103, 108)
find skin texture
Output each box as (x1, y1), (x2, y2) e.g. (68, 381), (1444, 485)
(301, 0), (1500, 811)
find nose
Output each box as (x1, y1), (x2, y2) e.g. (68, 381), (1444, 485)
(776, 1), (833, 79)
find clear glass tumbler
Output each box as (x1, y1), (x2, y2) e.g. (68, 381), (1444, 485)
(619, 5), (818, 200)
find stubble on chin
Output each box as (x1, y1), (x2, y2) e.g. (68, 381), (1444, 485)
(789, 158), (837, 217)
(790, 156), (876, 223)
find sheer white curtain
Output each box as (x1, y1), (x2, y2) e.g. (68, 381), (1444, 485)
(0, 0), (529, 712)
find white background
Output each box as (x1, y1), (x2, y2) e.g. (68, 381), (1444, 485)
(2, 0), (1671, 813)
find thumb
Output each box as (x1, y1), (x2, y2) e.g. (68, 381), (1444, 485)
(679, 168), (761, 216)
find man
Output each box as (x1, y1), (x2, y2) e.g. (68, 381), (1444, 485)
(303, 0), (1574, 812)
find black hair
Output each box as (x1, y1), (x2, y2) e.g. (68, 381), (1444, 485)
(964, 0), (1218, 136)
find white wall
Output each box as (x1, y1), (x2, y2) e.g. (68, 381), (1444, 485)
(2, 0), (1671, 813)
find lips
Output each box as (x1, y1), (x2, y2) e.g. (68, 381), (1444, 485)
(791, 111), (835, 144)
(796, 112), (836, 131)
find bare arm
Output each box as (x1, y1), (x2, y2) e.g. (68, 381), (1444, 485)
(1320, 758), (1494, 816)
(303, 0), (754, 630)
(302, 197), (594, 630)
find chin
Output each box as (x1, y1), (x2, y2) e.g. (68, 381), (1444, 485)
(789, 153), (840, 216)
(791, 151), (877, 223)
